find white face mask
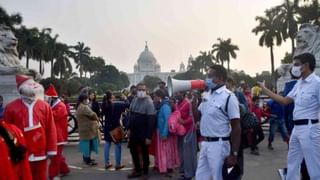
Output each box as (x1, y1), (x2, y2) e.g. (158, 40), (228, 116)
(137, 90), (146, 98)
(291, 65), (302, 78)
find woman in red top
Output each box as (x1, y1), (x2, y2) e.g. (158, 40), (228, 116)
(249, 96), (269, 155)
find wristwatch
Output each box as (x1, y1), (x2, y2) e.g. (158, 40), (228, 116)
(232, 151), (238, 156)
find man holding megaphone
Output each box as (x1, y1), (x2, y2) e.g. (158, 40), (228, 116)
(193, 65), (242, 180)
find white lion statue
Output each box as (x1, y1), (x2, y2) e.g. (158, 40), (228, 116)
(0, 25), (20, 67)
(294, 23), (320, 69)
(0, 25), (39, 79)
(277, 23), (320, 91)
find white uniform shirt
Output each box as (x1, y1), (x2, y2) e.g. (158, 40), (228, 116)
(198, 85), (240, 137)
(287, 73), (320, 120)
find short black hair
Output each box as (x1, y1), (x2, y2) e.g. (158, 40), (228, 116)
(210, 65), (228, 81)
(154, 89), (166, 99)
(158, 81), (166, 85)
(252, 96), (259, 102)
(293, 53), (316, 71)
(137, 83), (146, 88)
(226, 77), (234, 84)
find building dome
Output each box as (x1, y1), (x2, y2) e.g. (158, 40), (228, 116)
(134, 42), (161, 73)
(138, 44), (157, 64)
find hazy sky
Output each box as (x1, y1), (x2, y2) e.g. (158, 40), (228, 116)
(2, 0), (292, 77)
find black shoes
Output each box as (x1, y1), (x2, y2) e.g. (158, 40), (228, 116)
(127, 171), (142, 179)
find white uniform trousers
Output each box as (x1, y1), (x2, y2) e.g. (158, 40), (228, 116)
(196, 140), (230, 180)
(286, 122), (320, 180)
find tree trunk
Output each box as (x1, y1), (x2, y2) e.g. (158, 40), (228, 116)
(227, 60), (230, 72)
(291, 37), (295, 55)
(26, 53), (29, 69)
(51, 59), (54, 78)
(270, 46), (275, 89)
(39, 59), (42, 75)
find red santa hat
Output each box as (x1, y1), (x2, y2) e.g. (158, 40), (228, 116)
(45, 84), (58, 97)
(16, 75), (32, 89)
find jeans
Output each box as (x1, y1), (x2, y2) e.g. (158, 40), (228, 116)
(104, 141), (122, 166)
(268, 118), (289, 143)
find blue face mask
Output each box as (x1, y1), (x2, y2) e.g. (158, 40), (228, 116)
(205, 78), (217, 89)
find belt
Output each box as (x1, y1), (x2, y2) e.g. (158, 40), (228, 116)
(293, 119), (319, 126)
(204, 136), (230, 142)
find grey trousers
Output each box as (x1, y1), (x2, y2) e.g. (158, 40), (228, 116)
(178, 131), (198, 178)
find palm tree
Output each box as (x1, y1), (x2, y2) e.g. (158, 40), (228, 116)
(33, 28), (52, 75)
(274, 0), (299, 54)
(71, 42), (91, 79)
(0, 6), (22, 29)
(195, 51), (215, 73)
(45, 34), (59, 78)
(252, 9), (283, 86)
(211, 38), (239, 71)
(53, 43), (73, 79)
(15, 26), (39, 68)
(297, 0), (320, 26)
(189, 58), (202, 73)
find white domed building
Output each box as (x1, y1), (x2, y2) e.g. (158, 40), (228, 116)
(127, 42), (186, 86)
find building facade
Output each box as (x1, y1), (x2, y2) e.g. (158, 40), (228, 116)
(127, 43), (186, 86)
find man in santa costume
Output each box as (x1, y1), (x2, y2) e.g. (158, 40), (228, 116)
(4, 75), (57, 180)
(45, 84), (70, 180)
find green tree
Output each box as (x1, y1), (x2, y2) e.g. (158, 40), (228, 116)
(94, 65), (129, 90)
(211, 38), (239, 71)
(0, 6), (22, 29)
(195, 51), (215, 73)
(173, 71), (204, 80)
(33, 28), (52, 75)
(53, 43), (73, 79)
(252, 9), (283, 86)
(274, 0), (299, 54)
(45, 34), (59, 78)
(71, 42), (91, 79)
(141, 75), (162, 91)
(281, 52), (293, 64)
(15, 26), (39, 68)
(297, 0), (320, 26)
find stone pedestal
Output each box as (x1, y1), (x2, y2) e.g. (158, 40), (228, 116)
(0, 75), (19, 107)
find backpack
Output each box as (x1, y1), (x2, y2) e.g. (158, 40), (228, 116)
(225, 94), (258, 130)
(240, 112), (259, 130)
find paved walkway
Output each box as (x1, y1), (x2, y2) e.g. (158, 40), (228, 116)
(63, 134), (288, 180)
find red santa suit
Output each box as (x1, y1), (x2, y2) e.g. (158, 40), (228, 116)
(4, 75), (57, 180)
(0, 121), (32, 180)
(46, 85), (70, 179)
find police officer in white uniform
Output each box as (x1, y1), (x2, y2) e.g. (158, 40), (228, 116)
(194, 65), (241, 180)
(259, 53), (320, 180)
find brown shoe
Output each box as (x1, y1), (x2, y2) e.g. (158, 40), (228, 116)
(115, 165), (125, 170)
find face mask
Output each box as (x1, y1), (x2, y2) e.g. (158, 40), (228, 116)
(137, 91), (146, 98)
(205, 78), (217, 89)
(291, 65), (302, 78)
(21, 95), (35, 104)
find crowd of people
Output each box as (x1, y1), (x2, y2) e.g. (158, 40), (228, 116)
(0, 53), (319, 180)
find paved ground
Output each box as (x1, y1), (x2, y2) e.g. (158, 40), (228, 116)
(62, 134), (288, 180)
